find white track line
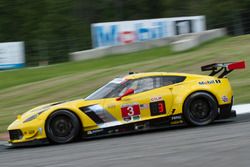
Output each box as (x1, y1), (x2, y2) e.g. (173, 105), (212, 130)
(233, 104), (250, 115)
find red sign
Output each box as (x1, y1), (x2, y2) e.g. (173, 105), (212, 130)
(121, 104), (140, 118)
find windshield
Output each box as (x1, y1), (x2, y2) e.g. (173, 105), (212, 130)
(85, 78), (128, 100)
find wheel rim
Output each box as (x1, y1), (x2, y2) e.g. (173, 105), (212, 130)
(190, 99), (211, 121)
(50, 115), (73, 137)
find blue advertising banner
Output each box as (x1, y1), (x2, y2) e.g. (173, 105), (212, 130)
(91, 16), (206, 48)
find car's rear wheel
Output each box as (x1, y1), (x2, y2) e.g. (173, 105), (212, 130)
(183, 92), (218, 126)
(45, 110), (80, 144)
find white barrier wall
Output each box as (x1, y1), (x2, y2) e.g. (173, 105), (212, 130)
(70, 28), (226, 61)
(171, 28), (227, 52)
(92, 16), (206, 48)
(0, 42), (25, 70)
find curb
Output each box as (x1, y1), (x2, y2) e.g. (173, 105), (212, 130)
(0, 141), (8, 145)
(233, 104), (250, 115)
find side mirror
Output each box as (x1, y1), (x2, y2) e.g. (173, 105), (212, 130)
(116, 88), (134, 101)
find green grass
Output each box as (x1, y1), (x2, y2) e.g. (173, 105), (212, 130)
(0, 47), (172, 90)
(0, 35), (250, 132)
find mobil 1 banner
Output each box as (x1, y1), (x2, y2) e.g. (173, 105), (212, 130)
(91, 19), (168, 48)
(175, 20), (193, 35)
(0, 42), (25, 70)
(91, 16), (206, 48)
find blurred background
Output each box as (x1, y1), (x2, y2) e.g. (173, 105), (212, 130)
(0, 0), (250, 65)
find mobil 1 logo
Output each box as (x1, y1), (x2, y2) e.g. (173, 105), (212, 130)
(175, 20), (193, 35)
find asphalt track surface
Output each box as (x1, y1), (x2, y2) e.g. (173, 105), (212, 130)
(1, 114), (250, 167)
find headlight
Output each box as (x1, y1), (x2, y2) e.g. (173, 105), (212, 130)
(23, 106), (50, 123)
(22, 104), (52, 123)
(23, 114), (38, 123)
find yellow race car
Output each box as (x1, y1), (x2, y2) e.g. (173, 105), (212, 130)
(7, 61), (245, 146)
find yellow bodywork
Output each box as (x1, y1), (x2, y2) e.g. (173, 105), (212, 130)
(8, 72), (233, 144)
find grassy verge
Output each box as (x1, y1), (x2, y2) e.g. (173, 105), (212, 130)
(0, 35), (250, 132)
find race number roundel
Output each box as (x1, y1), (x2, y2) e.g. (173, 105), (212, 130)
(150, 101), (166, 116)
(121, 104), (140, 122)
(121, 104), (140, 117)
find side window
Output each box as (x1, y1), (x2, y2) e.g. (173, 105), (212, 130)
(136, 77), (154, 93)
(117, 76), (183, 95)
(154, 77), (161, 88)
(117, 77), (156, 96)
(107, 80), (134, 97)
(107, 76), (186, 98)
(162, 76), (186, 86)
(118, 80), (139, 96)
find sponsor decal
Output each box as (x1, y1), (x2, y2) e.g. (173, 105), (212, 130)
(121, 103), (141, 122)
(170, 115), (183, 125)
(198, 80), (221, 85)
(150, 96), (163, 102)
(215, 80), (221, 83)
(139, 104), (149, 110)
(171, 115), (182, 121)
(87, 129), (103, 135)
(170, 120), (184, 125)
(222, 96), (229, 102)
(123, 117), (132, 122)
(133, 115), (140, 121)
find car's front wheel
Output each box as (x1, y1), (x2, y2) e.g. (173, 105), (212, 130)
(45, 110), (81, 144)
(183, 92), (218, 126)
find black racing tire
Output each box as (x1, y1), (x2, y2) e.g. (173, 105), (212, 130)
(45, 110), (81, 144)
(183, 92), (218, 126)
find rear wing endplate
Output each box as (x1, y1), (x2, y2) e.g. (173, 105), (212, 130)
(201, 61), (245, 78)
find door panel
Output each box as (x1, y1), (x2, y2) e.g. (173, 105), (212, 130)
(103, 87), (173, 124)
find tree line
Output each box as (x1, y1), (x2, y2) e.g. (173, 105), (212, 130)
(0, 0), (249, 65)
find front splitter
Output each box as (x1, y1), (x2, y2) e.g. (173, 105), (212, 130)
(8, 138), (49, 148)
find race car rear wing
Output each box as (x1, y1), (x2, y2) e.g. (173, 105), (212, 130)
(201, 61), (246, 78)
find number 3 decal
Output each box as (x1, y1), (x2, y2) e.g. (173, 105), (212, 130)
(158, 102), (164, 113)
(121, 104), (140, 120)
(127, 106), (134, 116)
(150, 101), (166, 116)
